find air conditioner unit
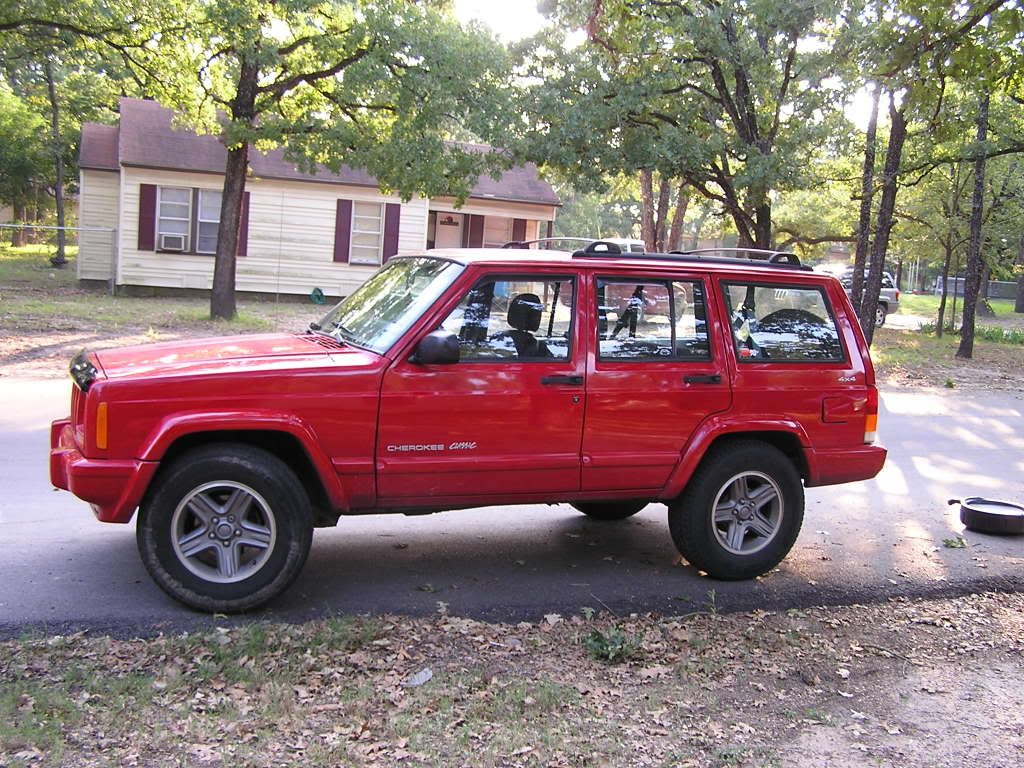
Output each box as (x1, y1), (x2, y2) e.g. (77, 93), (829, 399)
(160, 234), (186, 251)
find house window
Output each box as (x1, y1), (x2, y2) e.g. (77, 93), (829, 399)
(157, 187), (191, 251)
(196, 189), (222, 254)
(350, 201), (384, 265)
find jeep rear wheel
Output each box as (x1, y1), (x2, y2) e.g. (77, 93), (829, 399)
(876, 304), (887, 326)
(571, 500), (647, 521)
(668, 441), (804, 580)
(137, 444), (313, 613)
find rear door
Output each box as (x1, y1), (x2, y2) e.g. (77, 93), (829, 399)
(581, 273), (732, 493)
(376, 271), (585, 503)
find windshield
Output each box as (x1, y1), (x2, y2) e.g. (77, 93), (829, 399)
(315, 257), (464, 353)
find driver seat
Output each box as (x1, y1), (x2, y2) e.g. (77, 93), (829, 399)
(504, 293), (548, 358)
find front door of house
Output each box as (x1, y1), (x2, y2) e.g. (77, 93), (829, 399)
(433, 212), (463, 249)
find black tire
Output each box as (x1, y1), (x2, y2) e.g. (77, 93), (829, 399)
(876, 304), (887, 326)
(668, 440), (804, 580)
(137, 443), (313, 613)
(571, 500), (648, 521)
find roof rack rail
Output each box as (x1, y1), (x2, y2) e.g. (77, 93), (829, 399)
(502, 237), (603, 250)
(674, 247), (801, 267)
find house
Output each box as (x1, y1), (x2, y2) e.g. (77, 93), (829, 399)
(77, 98), (559, 296)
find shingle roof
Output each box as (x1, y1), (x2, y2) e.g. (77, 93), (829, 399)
(79, 98), (559, 206)
(78, 123), (119, 171)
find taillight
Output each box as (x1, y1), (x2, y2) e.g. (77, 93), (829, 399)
(895, 289), (901, 301)
(864, 385), (879, 444)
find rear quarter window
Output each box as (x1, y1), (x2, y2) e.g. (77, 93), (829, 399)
(722, 282), (845, 363)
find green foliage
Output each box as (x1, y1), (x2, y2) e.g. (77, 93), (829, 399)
(583, 626), (641, 664)
(0, 85), (48, 207)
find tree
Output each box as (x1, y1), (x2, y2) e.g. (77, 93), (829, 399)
(3, 1), (514, 318)
(522, 0), (844, 248)
(0, 85), (48, 245)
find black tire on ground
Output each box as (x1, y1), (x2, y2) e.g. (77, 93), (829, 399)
(571, 501), (648, 521)
(876, 304), (887, 326)
(954, 498), (1024, 535)
(668, 440), (804, 580)
(137, 443), (313, 613)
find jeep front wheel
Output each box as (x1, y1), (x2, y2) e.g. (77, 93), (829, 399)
(571, 500), (647, 521)
(137, 444), (313, 613)
(668, 441), (803, 580)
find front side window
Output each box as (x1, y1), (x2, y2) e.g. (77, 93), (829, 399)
(598, 278), (710, 361)
(350, 201), (384, 265)
(157, 186), (191, 250)
(316, 257), (464, 353)
(438, 276), (575, 361)
(196, 189), (222, 254)
(722, 282), (845, 363)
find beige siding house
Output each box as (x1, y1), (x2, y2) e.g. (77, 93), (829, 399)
(78, 99), (559, 297)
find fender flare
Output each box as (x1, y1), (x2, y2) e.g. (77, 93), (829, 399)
(138, 410), (349, 510)
(660, 415), (811, 500)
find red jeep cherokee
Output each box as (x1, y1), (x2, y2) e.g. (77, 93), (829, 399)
(50, 244), (886, 612)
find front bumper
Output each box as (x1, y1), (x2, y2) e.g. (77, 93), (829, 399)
(49, 419), (158, 523)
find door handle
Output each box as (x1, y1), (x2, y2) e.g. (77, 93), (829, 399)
(684, 374), (722, 385)
(541, 374), (584, 386)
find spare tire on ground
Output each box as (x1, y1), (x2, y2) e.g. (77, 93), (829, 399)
(949, 497), (1024, 535)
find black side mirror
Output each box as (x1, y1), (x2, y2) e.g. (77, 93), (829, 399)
(413, 330), (460, 365)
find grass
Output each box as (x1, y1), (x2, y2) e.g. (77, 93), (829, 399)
(898, 292), (1021, 323)
(0, 245), (318, 340)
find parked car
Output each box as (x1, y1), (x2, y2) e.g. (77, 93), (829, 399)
(50, 243), (887, 612)
(815, 265), (901, 325)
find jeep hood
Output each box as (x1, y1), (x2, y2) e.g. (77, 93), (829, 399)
(92, 333), (375, 380)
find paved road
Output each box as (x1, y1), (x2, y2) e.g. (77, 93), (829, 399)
(1, 377), (1021, 637)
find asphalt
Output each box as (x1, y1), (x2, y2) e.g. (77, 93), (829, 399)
(1, 377), (1021, 638)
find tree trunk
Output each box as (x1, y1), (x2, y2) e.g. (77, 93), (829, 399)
(210, 60), (259, 320)
(852, 83), (880, 314)
(12, 202), (27, 246)
(639, 170), (655, 251)
(1016, 234), (1024, 313)
(654, 178), (670, 251)
(956, 91), (990, 360)
(44, 59), (66, 268)
(668, 182), (688, 251)
(753, 202), (772, 249)
(862, 93), (907, 346)
(936, 243), (953, 337)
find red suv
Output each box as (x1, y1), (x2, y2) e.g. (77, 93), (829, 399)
(50, 244), (886, 612)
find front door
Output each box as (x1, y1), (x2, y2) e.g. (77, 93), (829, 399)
(377, 273), (584, 504)
(582, 275), (732, 493)
(432, 212), (463, 249)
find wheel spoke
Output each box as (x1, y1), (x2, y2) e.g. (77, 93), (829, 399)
(186, 493), (219, 526)
(217, 542), (241, 579)
(747, 482), (779, 511)
(714, 501), (737, 524)
(731, 475), (751, 502)
(726, 521), (747, 551)
(748, 511), (776, 539)
(223, 487), (253, 520)
(178, 526), (215, 559)
(237, 520), (273, 550)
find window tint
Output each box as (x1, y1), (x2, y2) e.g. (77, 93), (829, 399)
(597, 279), (710, 361)
(439, 277), (574, 361)
(722, 283), (844, 363)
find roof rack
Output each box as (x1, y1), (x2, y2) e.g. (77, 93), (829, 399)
(502, 237), (599, 250)
(500, 238), (808, 270)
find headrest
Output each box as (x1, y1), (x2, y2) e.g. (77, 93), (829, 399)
(507, 293), (542, 332)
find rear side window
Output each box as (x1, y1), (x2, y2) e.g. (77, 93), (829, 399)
(722, 282), (844, 363)
(597, 278), (710, 361)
